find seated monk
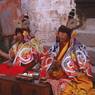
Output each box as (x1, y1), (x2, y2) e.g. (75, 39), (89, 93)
(0, 28), (43, 76)
(40, 25), (95, 95)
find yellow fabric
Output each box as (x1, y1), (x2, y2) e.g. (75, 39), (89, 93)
(23, 31), (29, 36)
(30, 38), (43, 53)
(70, 52), (77, 62)
(57, 42), (69, 62)
(60, 73), (95, 95)
(88, 89), (95, 95)
(71, 31), (77, 38)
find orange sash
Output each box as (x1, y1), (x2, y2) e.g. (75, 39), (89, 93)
(48, 42), (69, 79)
(57, 42), (69, 63)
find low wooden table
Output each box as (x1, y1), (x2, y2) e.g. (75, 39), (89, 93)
(0, 76), (53, 95)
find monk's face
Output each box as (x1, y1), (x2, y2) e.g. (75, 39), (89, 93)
(57, 32), (69, 43)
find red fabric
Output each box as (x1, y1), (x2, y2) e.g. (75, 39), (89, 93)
(0, 64), (26, 76)
(40, 69), (47, 78)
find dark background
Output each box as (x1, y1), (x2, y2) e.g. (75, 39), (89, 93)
(76, 0), (95, 18)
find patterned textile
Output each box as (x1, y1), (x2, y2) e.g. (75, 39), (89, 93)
(49, 39), (92, 77)
(9, 38), (43, 66)
(0, 38), (43, 76)
(40, 39), (95, 95)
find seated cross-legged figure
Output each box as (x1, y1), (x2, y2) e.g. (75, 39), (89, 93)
(40, 25), (95, 95)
